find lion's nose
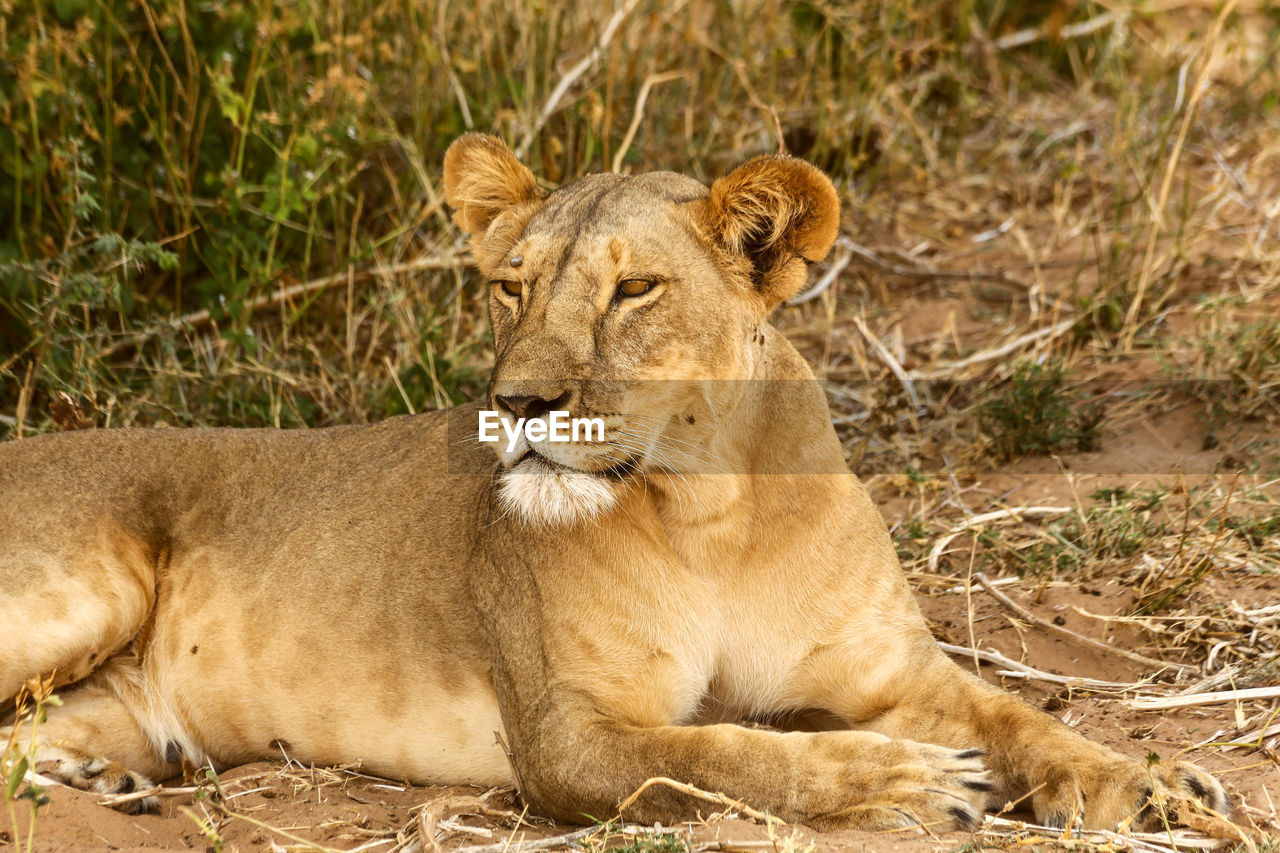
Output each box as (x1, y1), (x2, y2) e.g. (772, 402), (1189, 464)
(495, 392), (570, 421)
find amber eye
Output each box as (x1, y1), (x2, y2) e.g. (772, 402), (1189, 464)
(618, 278), (654, 298)
(493, 280), (522, 299)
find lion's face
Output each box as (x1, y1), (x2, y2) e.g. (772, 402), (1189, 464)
(443, 135), (839, 525)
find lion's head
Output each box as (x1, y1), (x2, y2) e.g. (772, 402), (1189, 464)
(442, 134), (839, 526)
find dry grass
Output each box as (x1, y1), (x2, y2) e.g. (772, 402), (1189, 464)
(4, 0), (1279, 439)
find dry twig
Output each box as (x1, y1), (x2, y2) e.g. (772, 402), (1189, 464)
(616, 776), (781, 826)
(516, 0), (641, 159)
(788, 243), (852, 306)
(1130, 686), (1280, 710)
(99, 249), (469, 359)
(852, 315), (921, 415)
(612, 70), (688, 173)
(907, 317), (1076, 380)
(97, 783), (199, 808)
(994, 10), (1126, 50)
(839, 237), (1028, 287)
(972, 572), (1193, 673)
(937, 642), (1141, 690)
(927, 507), (1072, 573)
(979, 813), (1231, 852)
(454, 824), (604, 853)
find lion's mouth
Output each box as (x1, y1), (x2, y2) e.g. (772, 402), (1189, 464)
(515, 446), (637, 480)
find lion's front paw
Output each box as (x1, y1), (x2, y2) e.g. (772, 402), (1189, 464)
(1151, 760), (1232, 824)
(35, 746), (159, 814)
(1034, 756), (1229, 831)
(813, 742), (992, 832)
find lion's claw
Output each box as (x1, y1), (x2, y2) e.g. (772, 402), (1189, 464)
(813, 742), (991, 832)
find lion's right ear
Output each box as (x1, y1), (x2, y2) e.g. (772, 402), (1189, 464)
(701, 155), (840, 306)
(442, 134), (544, 236)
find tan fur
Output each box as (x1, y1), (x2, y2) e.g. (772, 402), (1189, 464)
(1, 134), (1227, 832)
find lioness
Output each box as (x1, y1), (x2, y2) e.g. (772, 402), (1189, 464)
(1, 135), (1228, 832)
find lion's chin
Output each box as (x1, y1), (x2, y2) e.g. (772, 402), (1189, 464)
(496, 455), (619, 527)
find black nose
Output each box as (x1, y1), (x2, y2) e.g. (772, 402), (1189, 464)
(495, 392), (569, 421)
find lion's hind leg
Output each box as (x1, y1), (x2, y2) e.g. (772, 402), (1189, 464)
(1, 529), (173, 812)
(3, 670), (179, 814)
(31, 745), (159, 814)
(0, 529), (157, 703)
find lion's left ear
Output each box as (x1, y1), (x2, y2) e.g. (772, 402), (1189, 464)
(702, 155), (840, 305)
(442, 133), (544, 237)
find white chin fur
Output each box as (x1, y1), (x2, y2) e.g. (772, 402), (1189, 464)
(497, 456), (618, 526)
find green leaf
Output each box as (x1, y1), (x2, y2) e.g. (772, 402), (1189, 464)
(17, 781), (49, 806)
(293, 134), (319, 167)
(6, 754), (29, 799)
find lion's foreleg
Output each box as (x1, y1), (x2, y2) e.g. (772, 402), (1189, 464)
(501, 703), (991, 831)
(837, 649), (1231, 829)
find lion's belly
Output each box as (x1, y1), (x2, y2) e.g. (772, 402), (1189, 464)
(145, 624), (513, 785)
(140, 540), (513, 786)
(166, 658), (513, 786)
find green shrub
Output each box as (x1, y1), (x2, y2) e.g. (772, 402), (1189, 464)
(977, 360), (1104, 460)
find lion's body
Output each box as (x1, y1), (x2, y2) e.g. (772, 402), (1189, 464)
(1, 414), (509, 786)
(1, 136), (1227, 830)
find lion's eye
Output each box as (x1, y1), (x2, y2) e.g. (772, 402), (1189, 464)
(617, 278), (654, 298)
(493, 280), (522, 299)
